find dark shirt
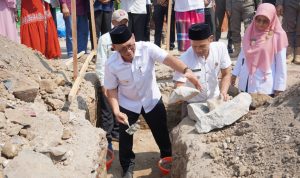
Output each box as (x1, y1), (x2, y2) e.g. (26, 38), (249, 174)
(59, 0), (89, 15)
(94, 0), (114, 12)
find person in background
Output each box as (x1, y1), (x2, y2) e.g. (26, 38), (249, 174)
(121, 0), (147, 41)
(174, 0), (205, 51)
(0, 0), (19, 43)
(59, 0), (89, 57)
(231, 3), (288, 96)
(153, 0), (175, 50)
(204, 0), (216, 40)
(226, 0), (256, 58)
(263, 0), (275, 6)
(21, 0), (61, 59)
(94, 0), (114, 39)
(50, 0), (60, 27)
(145, 0), (151, 41)
(215, 0), (233, 53)
(104, 25), (201, 178)
(173, 23), (232, 117)
(276, 0), (300, 64)
(95, 9), (129, 151)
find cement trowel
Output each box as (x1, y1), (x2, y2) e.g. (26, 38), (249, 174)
(125, 119), (140, 135)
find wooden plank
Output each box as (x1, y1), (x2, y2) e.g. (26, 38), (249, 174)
(64, 51), (85, 66)
(89, 0), (98, 51)
(165, 0), (172, 52)
(71, 0), (78, 79)
(68, 51), (96, 102)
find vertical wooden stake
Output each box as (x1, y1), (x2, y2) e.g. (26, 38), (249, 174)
(166, 0), (172, 52)
(89, 0), (97, 52)
(71, 0), (78, 79)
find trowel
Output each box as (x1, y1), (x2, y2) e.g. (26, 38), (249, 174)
(125, 119), (140, 135)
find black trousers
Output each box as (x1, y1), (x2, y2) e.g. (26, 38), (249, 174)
(119, 98), (172, 173)
(96, 86), (119, 142)
(145, 4), (151, 41)
(94, 10), (112, 39)
(205, 8), (216, 40)
(215, 0), (232, 47)
(128, 12), (147, 42)
(153, 4), (175, 47)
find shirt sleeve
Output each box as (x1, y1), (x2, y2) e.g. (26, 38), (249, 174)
(232, 49), (245, 77)
(96, 36), (108, 86)
(147, 42), (168, 63)
(104, 62), (118, 90)
(219, 42), (232, 69)
(172, 55), (187, 83)
(274, 48), (287, 91)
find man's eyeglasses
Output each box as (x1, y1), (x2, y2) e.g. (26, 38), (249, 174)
(118, 43), (135, 54)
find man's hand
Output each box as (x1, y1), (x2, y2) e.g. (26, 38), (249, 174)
(184, 69), (202, 91)
(276, 5), (283, 16)
(99, 0), (111, 4)
(220, 92), (230, 101)
(114, 111), (129, 125)
(62, 3), (70, 17)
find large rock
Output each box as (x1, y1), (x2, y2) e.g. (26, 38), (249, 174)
(194, 93), (252, 133)
(3, 150), (62, 178)
(27, 103), (63, 149)
(5, 108), (34, 126)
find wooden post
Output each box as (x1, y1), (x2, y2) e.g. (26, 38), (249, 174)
(89, 0), (98, 51)
(68, 51), (96, 102)
(166, 0), (172, 51)
(71, 0), (78, 79)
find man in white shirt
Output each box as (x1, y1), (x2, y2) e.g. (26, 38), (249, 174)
(173, 23), (231, 112)
(104, 25), (201, 178)
(121, 0), (147, 41)
(95, 9), (129, 151)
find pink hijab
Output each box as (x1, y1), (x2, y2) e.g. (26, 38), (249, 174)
(242, 3), (288, 75)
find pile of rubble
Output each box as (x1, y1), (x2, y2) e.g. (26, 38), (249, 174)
(171, 83), (300, 177)
(0, 36), (107, 178)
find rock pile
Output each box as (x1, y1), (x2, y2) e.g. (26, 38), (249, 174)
(0, 36), (107, 178)
(171, 83), (300, 178)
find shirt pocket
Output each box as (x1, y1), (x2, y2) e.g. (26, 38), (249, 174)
(117, 69), (133, 86)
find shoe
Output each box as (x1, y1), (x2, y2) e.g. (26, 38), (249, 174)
(122, 171), (133, 178)
(108, 141), (113, 151)
(169, 44), (175, 51)
(230, 43), (241, 58)
(286, 46), (294, 64)
(293, 47), (300, 64)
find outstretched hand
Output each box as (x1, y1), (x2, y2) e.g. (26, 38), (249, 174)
(184, 69), (202, 91)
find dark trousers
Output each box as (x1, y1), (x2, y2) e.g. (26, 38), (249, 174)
(128, 12), (147, 42)
(153, 4), (175, 47)
(95, 10), (112, 39)
(119, 98), (172, 173)
(215, 0), (233, 48)
(145, 4), (151, 41)
(50, 5), (57, 28)
(96, 86), (119, 142)
(205, 7), (216, 40)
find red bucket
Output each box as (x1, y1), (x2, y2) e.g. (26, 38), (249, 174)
(106, 149), (114, 171)
(158, 157), (173, 176)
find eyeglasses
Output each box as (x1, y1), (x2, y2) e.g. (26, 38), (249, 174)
(118, 43), (135, 54)
(255, 17), (269, 25)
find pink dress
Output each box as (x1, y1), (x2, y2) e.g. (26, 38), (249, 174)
(0, 0), (19, 42)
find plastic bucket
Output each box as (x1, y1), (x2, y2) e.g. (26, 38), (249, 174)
(158, 157), (172, 176)
(106, 149), (114, 171)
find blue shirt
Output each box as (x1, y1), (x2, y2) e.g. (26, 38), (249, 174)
(94, 1), (114, 12)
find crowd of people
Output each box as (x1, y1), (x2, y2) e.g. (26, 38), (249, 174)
(0, 0), (299, 178)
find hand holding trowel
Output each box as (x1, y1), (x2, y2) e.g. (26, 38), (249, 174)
(116, 112), (139, 135)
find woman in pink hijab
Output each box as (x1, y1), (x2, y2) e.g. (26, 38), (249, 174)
(0, 0), (19, 42)
(231, 3), (288, 96)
